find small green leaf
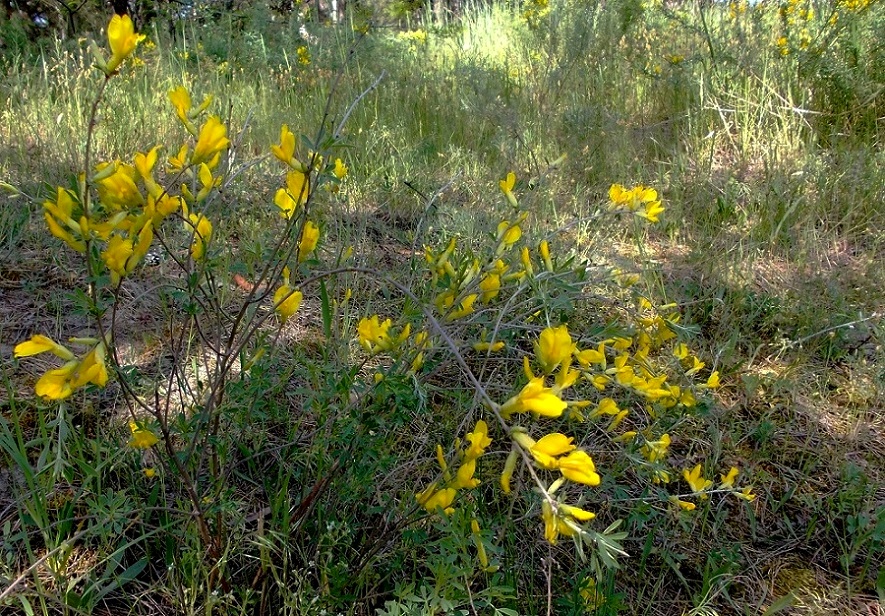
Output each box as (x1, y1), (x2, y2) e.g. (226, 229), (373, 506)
(761, 593), (795, 616)
(319, 279), (332, 340)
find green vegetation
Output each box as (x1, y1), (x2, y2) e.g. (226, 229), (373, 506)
(1, 1), (883, 614)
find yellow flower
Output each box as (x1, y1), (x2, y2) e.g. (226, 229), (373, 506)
(530, 433), (575, 468)
(447, 294), (477, 320)
(134, 146), (163, 198)
(576, 343), (607, 369)
(501, 378), (567, 419)
(188, 213), (212, 260)
(358, 315), (393, 354)
(654, 469), (671, 484)
(296, 45), (311, 65)
(479, 272), (501, 303)
(670, 497), (696, 511)
(609, 183), (664, 223)
(673, 343), (690, 360)
(128, 420), (159, 449)
(333, 158), (348, 179)
(470, 519), (489, 568)
(35, 362), (78, 400)
(143, 468), (157, 479)
(271, 124), (306, 171)
(43, 205), (85, 252)
(735, 487), (757, 501)
(541, 500), (587, 545)
(102, 234), (135, 285)
(168, 86), (192, 124)
(70, 343), (108, 389)
(274, 170), (310, 219)
(273, 285), (303, 324)
(417, 485), (456, 514)
(168, 145), (190, 173)
(473, 340), (505, 353)
(520, 246), (534, 278)
(558, 450), (601, 486)
(720, 466), (739, 489)
(590, 397), (620, 419)
(613, 430), (637, 443)
(705, 371), (721, 388)
(535, 324), (575, 373)
(167, 87), (214, 135)
(561, 503), (596, 521)
(499, 172), (518, 207)
(105, 14), (145, 74)
(683, 464), (713, 494)
(607, 409), (629, 431)
(96, 163), (144, 210)
(642, 433), (671, 462)
(611, 337), (632, 351)
(541, 501), (562, 544)
(680, 389), (697, 407)
(192, 116), (229, 165)
(195, 163), (221, 202)
(435, 443), (449, 475)
(500, 448), (518, 494)
(14, 335), (75, 360)
(453, 458), (480, 489)
(298, 221), (320, 261)
(464, 420), (492, 459)
(496, 219), (522, 249)
(539, 239), (553, 271)
(637, 199), (665, 223)
(532, 432), (575, 457)
(685, 355), (706, 376)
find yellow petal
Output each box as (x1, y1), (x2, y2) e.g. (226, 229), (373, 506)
(558, 451), (601, 486)
(14, 335), (74, 360)
(192, 116), (230, 165)
(34, 362), (78, 400)
(531, 433), (575, 457)
(500, 448), (518, 494)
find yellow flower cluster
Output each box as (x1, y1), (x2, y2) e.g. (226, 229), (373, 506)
(274, 266), (303, 325)
(14, 335), (108, 400)
(416, 420), (492, 514)
(541, 492), (597, 545)
(14, 21), (237, 401)
(357, 316), (410, 354)
(356, 313), (430, 373)
(296, 45), (311, 66)
(422, 173), (552, 326)
(840, 0), (870, 11)
(672, 464), (756, 510)
(269, 125), (331, 262)
(777, 0), (815, 54)
(512, 431), (601, 486)
(522, 0), (551, 29)
(128, 419), (159, 449)
(608, 184), (665, 223)
(728, 0), (748, 20)
(396, 29), (428, 53)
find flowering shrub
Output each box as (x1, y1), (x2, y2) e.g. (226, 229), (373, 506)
(4, 13), (757, 612)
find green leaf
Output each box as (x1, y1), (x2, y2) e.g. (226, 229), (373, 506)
(761, 593), (795, 616)
(19, 596), (35, 616)
(876, 567), (885, 605)
(319, 279), (333, 340)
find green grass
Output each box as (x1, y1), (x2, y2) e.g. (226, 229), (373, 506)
(1, 1), (884, 614)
